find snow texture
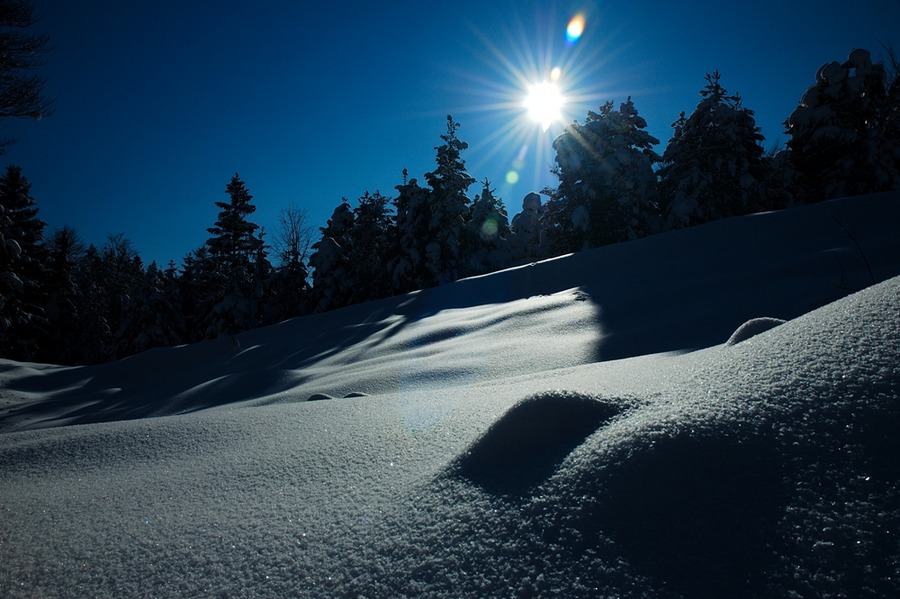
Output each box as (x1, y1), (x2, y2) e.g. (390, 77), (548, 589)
(1, 192), (899, 598)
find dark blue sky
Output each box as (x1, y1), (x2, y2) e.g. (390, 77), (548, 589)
(4, 0), (899, 266)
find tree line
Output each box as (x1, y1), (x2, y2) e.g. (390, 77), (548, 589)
(1, 47), (899, 364)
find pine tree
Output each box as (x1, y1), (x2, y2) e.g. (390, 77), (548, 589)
(658, 71), (780, 228)
(423, 115), (476, 285)
(203, 173), (266, 336)
(546, 98), (660, 253)
(786, 48), (900, 202)
(0, 164), (46, 359)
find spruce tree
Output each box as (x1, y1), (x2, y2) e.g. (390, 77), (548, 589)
(0, 165), (46, 359)
(546, 98), (660, 253)
(423, 115), (475, 285)
(203, 173), (266, 336)
(658, 71), (779, 228)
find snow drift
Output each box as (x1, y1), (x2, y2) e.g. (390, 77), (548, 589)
(1, 192), (899, 597)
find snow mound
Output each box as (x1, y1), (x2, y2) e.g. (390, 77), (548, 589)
(1, 194), (900, 598)
(449, 391), (629, 496)
(339, 276), (900, 598)
(724, 316), (787, 345)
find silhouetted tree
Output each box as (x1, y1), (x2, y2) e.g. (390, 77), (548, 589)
(346, 190), (394, 303)
(202, 173), (266, 336)
(41, 225), (83, 363)
(0, 164), (46, 358)
(786, 48), (900, 202)
(0, 0), (53, 151)
(422, 115), (476, 284)
(115, 261), (185, 356)
(390, 171), (432, 293)
(546, 98), (660, 253)
(658, 71), (782, 228)
(466, 178), (510, 275)
(509, 191), (547, 264)
(309, 200), (354, 312)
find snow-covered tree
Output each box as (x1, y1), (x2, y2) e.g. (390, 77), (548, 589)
(202, 173), (267, 336)
(466, 178), (510, 275)
(658, 71), (782, 228)
(346, 190), (394, 303)
(0, 165), (46, 359)
(786, 48), (900, 202)
(509, 191), (547, 264)
(390, 170), (432, 294)
(545, 98), (660, 253)
(308, 200), (354, 312)
(423, 115), (476, 285)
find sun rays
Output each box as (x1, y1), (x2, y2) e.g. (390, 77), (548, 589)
(447, 7), (619, 198)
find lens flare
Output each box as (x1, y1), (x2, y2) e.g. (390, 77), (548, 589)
(566, 15), (585, 43)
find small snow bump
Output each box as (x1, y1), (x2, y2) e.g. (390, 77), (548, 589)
(725, 317), (787, 346)
(306, 393), (335, 402)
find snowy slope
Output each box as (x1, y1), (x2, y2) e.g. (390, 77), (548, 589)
(1, 192), (899, 598)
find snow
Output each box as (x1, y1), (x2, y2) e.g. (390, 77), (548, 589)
(1, 192), (899, 597)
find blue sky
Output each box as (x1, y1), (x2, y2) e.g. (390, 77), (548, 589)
(4, 0), (899, 266)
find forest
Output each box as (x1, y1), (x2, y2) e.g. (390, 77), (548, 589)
(1, 40), (899, 364)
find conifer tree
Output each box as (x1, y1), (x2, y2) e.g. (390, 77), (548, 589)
(390, 170), (433, 294)
(115, 262), (185, 356)
(466, 178), (510, 275)
(423, 115), (476, 285)
(346, 190), (394, 303)
(308, 200), (354, 311)
(0, 0), (53, 151)
(0, 164), (46, 359)
(74, 244), (113, 363)
(203, 173), (266, 336)
(509, 191), (547, 264)
(786, 48), (900, 202)
(546, 98), (660, 253)
(658, 71), (779, 228)
(41, 226), (83, 363)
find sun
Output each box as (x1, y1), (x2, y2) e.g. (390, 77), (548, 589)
(525, 80), (564, 132)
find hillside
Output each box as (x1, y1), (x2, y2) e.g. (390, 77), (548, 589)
(1, 192), (899, 597)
